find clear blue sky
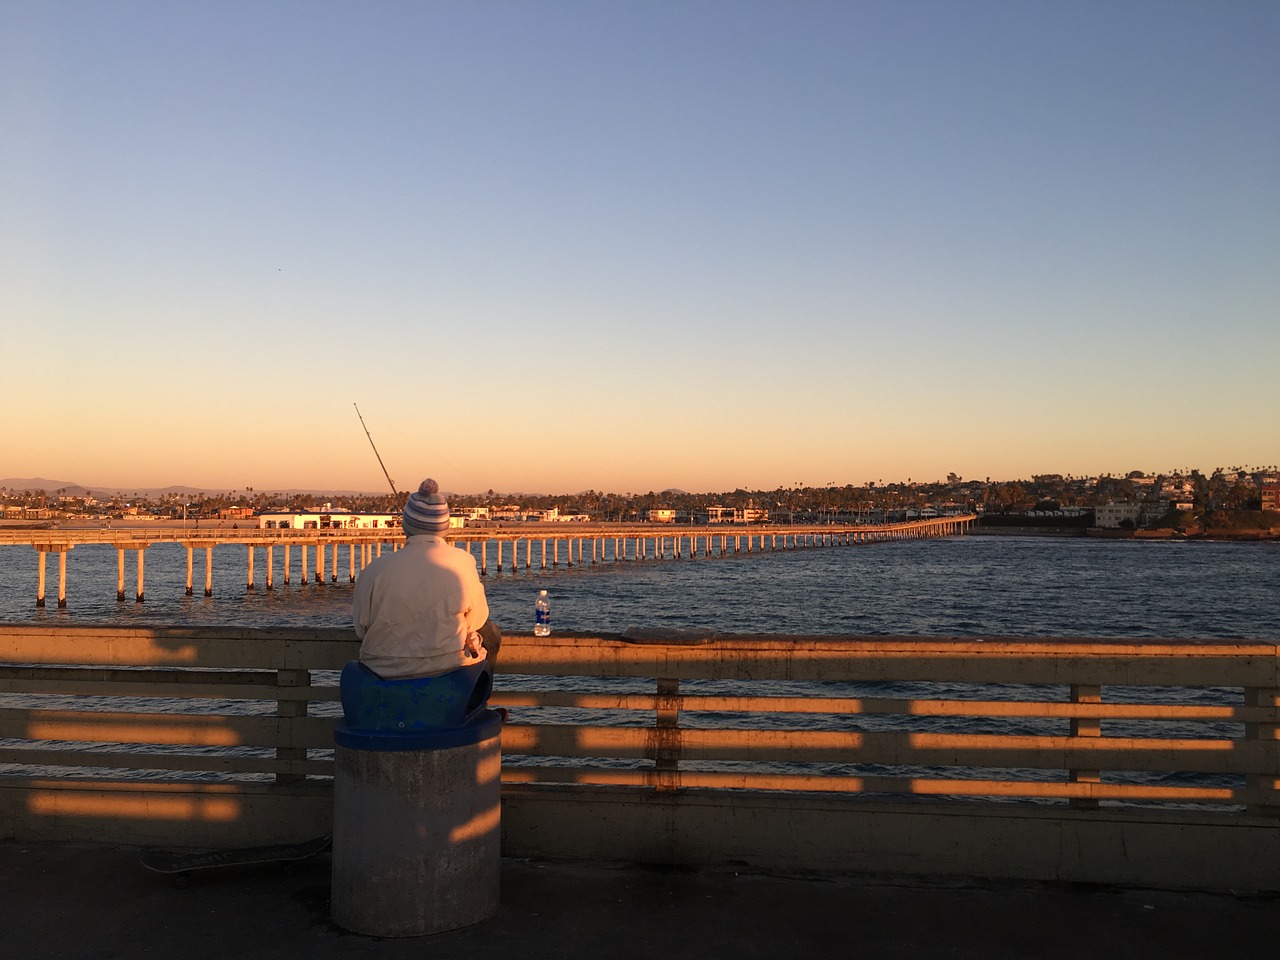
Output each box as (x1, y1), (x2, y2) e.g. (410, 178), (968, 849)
(3, 1), (1277, 495)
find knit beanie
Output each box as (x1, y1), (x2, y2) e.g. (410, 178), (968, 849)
(402, 478), (451, 536)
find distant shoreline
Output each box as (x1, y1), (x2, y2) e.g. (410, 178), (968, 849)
(969, 525), (1278, 542)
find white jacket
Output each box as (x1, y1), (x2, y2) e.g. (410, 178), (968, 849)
(353, 534), (490, 679)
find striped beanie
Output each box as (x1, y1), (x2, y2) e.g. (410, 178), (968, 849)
(402, 478), (450, 536)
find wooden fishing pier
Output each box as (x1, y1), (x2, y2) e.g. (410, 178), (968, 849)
(0, 516), (975, 608)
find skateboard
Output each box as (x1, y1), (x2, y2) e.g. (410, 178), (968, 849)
(140, 835), (330, 880)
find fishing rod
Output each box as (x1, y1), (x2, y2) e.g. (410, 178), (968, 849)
(353, 403), (400, 501)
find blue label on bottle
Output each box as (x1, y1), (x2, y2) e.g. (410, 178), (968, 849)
(535, 610), (549, 624)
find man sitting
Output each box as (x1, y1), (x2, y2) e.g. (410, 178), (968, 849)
(353, 478), (501, 680)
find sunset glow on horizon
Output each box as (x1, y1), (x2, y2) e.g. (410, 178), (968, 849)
(3, 3), (1276, 496)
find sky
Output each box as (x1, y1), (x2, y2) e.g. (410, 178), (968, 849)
(2, 1), (1277, 495)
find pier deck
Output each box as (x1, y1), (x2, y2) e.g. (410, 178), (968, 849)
(5, 841), (1276, 960)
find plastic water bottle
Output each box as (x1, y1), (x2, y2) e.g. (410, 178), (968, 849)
(534, 590), (551, 637)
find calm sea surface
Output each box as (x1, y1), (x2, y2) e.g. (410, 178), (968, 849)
(1, 533), (1277, 639)
(4, 534), (1276, 801)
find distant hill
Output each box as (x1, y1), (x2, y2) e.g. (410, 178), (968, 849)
(0, 478), (377, 498)
(4, 478), (685, 499)
(1, 477), (91, 495)
(1, 477), (232, 497)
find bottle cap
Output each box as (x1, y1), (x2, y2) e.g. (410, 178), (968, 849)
(539, 589), (548, 595)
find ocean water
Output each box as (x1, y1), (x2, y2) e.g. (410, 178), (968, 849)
(3, 534), (1276, 803)
(2, 534), (1277, 640)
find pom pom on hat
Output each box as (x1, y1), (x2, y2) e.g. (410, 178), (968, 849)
(402, 477), (450, 535)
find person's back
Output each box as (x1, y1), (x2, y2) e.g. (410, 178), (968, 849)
(353, 478), (499, 679)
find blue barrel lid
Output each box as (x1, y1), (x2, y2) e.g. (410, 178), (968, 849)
(334, 708), (503, 751)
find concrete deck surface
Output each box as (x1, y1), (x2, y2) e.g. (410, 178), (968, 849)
(3, 842), (1276, 960)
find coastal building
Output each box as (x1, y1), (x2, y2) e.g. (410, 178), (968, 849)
(699, 506), (770, 523)
(646, 508), (677, 523)
(1094, 503), (1144, 529)
(1095, 501), (1174, 529)
(2, 505), (52, 520)
(1262, 483), (1280, 511)
(524, 507), (562, 522)
(258, 509), (403, 530)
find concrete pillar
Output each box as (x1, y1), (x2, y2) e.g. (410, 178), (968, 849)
(315, 543), (325, 584)
(135, 548), (145, 603)
(331, 721), (502, 937)
(117, 548), (127, 602)
(266, 545), (275, 590)
(284, 544), (292, 584)
(205, 546), (214, 597)
(247, 545), (255, 591)
(349, 543), (356, 582)
(186, 546), (195, 596)
(36, 550), (46, 607)
(58, 550), (69, 608)
(300, 545), (309, 584)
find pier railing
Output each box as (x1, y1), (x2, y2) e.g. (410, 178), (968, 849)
(1, 625), (1277, 889)
(497, 633), (1280, 810)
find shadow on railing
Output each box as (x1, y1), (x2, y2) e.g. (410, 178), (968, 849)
(492, 633), (1279, 813)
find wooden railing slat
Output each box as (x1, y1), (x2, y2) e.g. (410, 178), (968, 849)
(0, 708), (337, 748)
(0, 746), (333, 776)
(489, 691), (1275, 722)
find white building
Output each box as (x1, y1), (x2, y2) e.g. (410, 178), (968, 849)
(1094, 503), (1143, 529)
(259, 510), (398, 530)
(259, 509), (468, 530)
(704, 506), (770, 523)
(1094, 502), (1171, 529)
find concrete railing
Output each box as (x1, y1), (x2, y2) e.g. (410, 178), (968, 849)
(1, 624), (1277, 890)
